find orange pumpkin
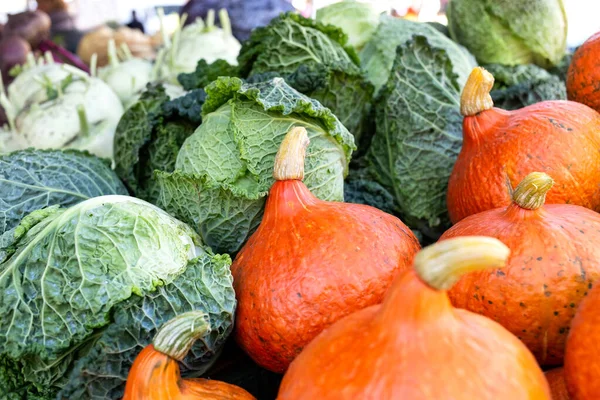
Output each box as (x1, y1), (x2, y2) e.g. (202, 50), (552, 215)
(441, 172), (600, 365)
(564, 282), (600, 400)
(278, 237), (551, 399)
(567, 31), (600, 114)
(123, 311), (256, 400)
(447, 67), (600, 224)
(545, 368), (570, 400)
(232, 127), (420, 373)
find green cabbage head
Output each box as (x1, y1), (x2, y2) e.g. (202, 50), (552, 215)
(447, 0), (567, 67)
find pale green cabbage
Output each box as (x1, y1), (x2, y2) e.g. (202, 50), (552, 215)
(315, 0), (380, 51)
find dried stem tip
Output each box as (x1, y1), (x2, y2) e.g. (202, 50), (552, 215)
(460, 67), (495, 116)
(273, 127), (310, 181)
(512, 172), (554, 210)
(414, 236), (510, 291)
(153, 311), (211, 361)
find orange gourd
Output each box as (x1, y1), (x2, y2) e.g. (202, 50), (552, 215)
(564, 282), (600, 400)
(567, 31), (600, 114)
(545, 368), (570, 400)
(447, 67), (600, 224)
(278, 237), (551, 399)
(123, 311), (256, 400)
(231, 127), (421, 373)
(441, 172), (600, 366)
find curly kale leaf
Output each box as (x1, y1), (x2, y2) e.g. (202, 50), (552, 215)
(236, 12), (373, 139)
(365, 36), (465, 241)
(484, 63), (567, 110)
(58, 252), (235, 399)
(178, 59), (240, 91)
(0, 355), (57, 400)
(0, 149), (127, 235)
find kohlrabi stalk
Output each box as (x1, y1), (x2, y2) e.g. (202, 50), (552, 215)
(119, 43), (133, 61)
(90, 53), (98, 78)
(218, 8), (232, 37)
(157, 7), (171, 49)
(107, 39), (119, 68)
(0, 74), (16, 132)
(77, 104), (90, 138)
(44, 51), (54, 65)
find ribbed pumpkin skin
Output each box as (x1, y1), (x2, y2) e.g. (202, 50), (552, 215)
(564, 283), (600, 400)
(447, 102), (600, 223)
(545, 368), (570, 400)
(567, 31), (600, 113)
(440, 204), (600, 365)
(278, 269), (551, 400)
(232, 179), (420, 373)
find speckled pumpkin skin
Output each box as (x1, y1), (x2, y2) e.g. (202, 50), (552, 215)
(567, 31), (600, 114)
(447, 101), (600, 224)
(440, 203), (600, 366)
(564, 282), (600, 400)
(545, 368), (570, 400)
(231, 180), (420, 373)
(278, 270), (551, 400)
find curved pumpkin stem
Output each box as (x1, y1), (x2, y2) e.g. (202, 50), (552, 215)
(273, 126), (310, 181)
(512, 172), (554, 210)
(415, 237), (509, 291)
(460, 67), (495, 116)
(153, 311), (211, 361)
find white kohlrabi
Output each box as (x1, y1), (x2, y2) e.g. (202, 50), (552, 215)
(0, 52), (124, 159)
(98, 40), (154, 108)
(158, 9), (241, 84)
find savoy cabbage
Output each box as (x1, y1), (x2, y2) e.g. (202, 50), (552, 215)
(0, 149), (127, 235)
(0, 195), (235, 398)
(151, 77), (355, 254)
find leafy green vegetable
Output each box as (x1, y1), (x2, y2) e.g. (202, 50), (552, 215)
(447, 0), (567, 68)
(315, 0), (381, 51)
(236, 12), (373, 141)
(113, 84), (204, 198)
(153, 76), (355, 254)
(484, 63), (567, 110)
(0, 195), (235, 398)
(178, 59), (240, 91)
(359, 15), (476, 94)
(0, 149), (127, 235)
(363, 35), (466, 241)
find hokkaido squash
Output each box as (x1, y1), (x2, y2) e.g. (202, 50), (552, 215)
(564, 281), (600, 400)
(567, 31), (600, 114)
(545, 368), (570, 400)
(278, 237), (551, 399)
(231, 126), (420, 373)
(447, 67), (600, 224)
(441, 172), (600, 365)
(123, 311), (256, 400)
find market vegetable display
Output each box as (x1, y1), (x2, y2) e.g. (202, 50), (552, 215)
(447, 67), (600, 223)
(124, 77), (355, 255)
(1, 55), (124, 159)
(235, 12), (373, 142)
(545, 368), (570, 400)
(315, 0), (380, 51)
(484, 63), (567, 110)
(98, 39), (154, 107)
(123, 311), (255, 400)
(0, 148), (127, 234)
(278, 237), (551, 399)
(567, 31), (600, 114)
(359, 14), (476, 94)
(446, 0), (567, 68)
(0, 195), (235, 398)
(441, 172), (600, 365)
(564, 279), (600, 399)
(232, 126), (420, 373)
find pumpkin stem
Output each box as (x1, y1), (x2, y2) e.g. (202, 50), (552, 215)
(153, 311), (211, 361)
(460, 67), (495, 116)
(414, 237), (510, 291)
(273, 127), (310, 181)
(512, 172), (554, 210)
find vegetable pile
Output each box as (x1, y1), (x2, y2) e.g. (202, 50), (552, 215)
(3, 1), (600, 398)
